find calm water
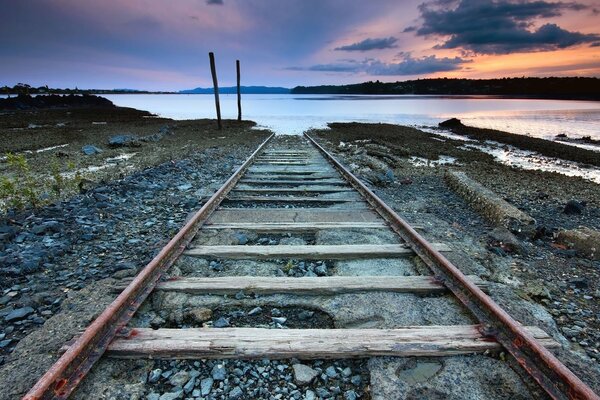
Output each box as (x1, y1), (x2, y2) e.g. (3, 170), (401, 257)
(102, 94), (600, 140)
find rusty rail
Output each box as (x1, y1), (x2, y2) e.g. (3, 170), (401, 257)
(304, 132), (599, 400)
(23, 134), (274, 400)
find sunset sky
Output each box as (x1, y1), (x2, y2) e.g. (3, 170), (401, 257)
(1, 0), (599, 90)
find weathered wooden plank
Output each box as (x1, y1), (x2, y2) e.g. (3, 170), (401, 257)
(202, 222), (388, 231)
(107, 326), (558, 359)
(224, 196), (363, 203)
(243, 174), (340, 181)
(239, 179), (347, 186)
(208, 209), (383, 224)
(254, 162), (310, 166)
(155, 275), (488, 294)
(232, 188), (354, 194)
(184, 244), (451, 259)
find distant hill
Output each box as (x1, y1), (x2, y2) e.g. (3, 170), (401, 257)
(291, 77), (600, 100)
(180, 86), (290, 94)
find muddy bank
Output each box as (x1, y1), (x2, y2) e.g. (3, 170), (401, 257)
(436, 118), (600, 167)
(312, 123), (600, 388)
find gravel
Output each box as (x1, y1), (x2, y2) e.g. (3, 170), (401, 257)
(0, 134), (267, 370)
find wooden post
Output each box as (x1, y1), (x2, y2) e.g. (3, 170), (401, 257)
(208, 52), (222, 129)
(236, 60), (242, 121)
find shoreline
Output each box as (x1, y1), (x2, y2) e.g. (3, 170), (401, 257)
(1, 105), (599, 397)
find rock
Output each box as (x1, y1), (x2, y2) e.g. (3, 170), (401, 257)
(0, 225), (17, 242)
(298, 310), (314, 320)
(4, 306), (34, 322)
(233, 232), (249, 245)
(213, 317), (230, 328)
(315, 264), (327, 276)
(568, 277), (588, 289)
(248, 307), (262, 316)
(31, 221), (63, 235)
(187, 307), (212, 323)
(305, 390), (316, 400)
(557, 227), (600, 260)
(212, 364), (227, 380)
(271, 317), (287, 324)
(488, 227), (525, 254)
(108, 134), (140, 148)
(183, 377), (196, 393)
(176, 183), (192, 191)
(169, 370), (190, 387)
(325, 366), (338, 378)
(146, 393), (160, 400)
(200, 377), (214, 395)
(148, 368), (162, 383)
(439, 118), (464, 128)
(564, 200), (585, 215)
(229, 387), (243, 399)
(81, 145), (102, 155)
(396, 359), (443, 384)
(520, 281), (551, 299)
(158, 391), (183, 400)
(292, 364), (319, 385)
(344, 390), (358, 400)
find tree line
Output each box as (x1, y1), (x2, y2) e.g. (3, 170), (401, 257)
(291, 77), (600, 100)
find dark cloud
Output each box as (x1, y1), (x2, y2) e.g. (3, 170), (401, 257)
(206, 0), (224, 5)
(335, 37), (398, 51)
(368, 55), (469, 75)
(413, 0), (600, 54)
(287, 55), (470, 75)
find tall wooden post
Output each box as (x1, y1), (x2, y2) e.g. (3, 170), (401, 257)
(208, 52), (222, 129)
(236, 60), (242, 121)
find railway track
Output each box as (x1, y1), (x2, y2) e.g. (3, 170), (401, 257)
(24, 134), (598, 399)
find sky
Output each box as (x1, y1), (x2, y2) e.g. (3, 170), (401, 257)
(1, 0), (599, 90)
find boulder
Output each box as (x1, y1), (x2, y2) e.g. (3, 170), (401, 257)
(557, 227), (600, 260)
(108, 134), (140, 148)
(81, 145), (102, 155)
(439, 118), (464, 128)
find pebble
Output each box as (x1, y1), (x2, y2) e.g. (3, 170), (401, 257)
(158, 390), (182, 400)
(292, 364), (319, 385)
(4, 307), (35, 322)
(212, 364), (227, 380)
(228, 386), (243, 399)
(248, 307), (262, 316)
(200, 377), (214, 395)
(168, 370), (189, 387)
(213, 317), (230, 328)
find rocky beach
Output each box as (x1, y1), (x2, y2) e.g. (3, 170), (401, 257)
(0, 96), (599, 399)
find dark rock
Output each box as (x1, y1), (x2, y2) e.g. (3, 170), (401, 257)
(228, 387), (243, 399)
(213, 317), (230, 328)
(0, 225), (17, 242)
(200, 377), (214, 395)
(81, 145), (102, 155)
(5, 306), (35, 322)
(490, 246), (507, 257)
(31, 221), (63, 235)
(439, 118), (464, 128)
(211, 364), (227, 380)
(108, 134), (140, 148)
(569, 277), (588, 289)
(564, 200), (585, 215)
(233, 232), (248, 245)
